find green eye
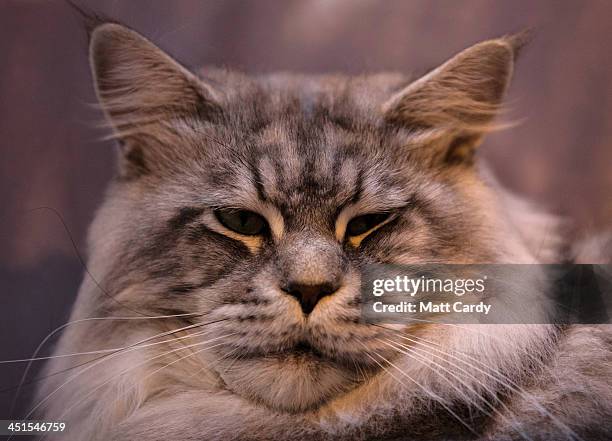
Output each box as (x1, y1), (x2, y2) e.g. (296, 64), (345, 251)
(346, 213), (390, 237)
(214, 209), (268, 236)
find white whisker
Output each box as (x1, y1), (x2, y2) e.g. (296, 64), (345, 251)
(358, 341), (479, 437)
(18, 319), (226, 427)
(9, 312), (206, 416)
(375, 324), (581, 441)
(47, 333), (236, 436)
(379, 337), (533, 441)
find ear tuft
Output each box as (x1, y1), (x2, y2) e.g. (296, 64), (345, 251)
(504, 29), (532, 61)
(66, 0), (117, 40)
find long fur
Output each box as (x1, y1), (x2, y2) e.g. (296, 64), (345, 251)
(33, 23), (612, 441)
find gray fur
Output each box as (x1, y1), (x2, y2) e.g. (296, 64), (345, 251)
(34, 23), (612, 440)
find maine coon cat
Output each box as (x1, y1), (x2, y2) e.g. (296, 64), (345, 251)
(32, 21), (612, 440)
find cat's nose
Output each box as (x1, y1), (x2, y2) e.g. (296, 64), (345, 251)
(282, 281), (339, 314)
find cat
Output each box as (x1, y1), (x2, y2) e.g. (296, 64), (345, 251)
(32, 20), (612, 441)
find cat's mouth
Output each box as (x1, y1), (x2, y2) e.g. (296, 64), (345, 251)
(229, 339), (334, 363)
(284, 341), (323, 357)
(217, 340), (362, 413)
(211, 322), (394, 413)
(293, 341), (313, 352)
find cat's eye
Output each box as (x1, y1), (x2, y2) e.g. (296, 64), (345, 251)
(214, 209), (268, 236)
(346, 212), (391, 237)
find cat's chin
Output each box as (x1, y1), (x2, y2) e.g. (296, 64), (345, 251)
(217, 351), (358, 413)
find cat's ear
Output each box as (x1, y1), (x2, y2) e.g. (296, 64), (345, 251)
(383, 33), (528, 165)
(89, 23), (221, 177)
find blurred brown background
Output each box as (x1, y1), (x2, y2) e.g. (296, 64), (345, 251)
(1, 0), (611, 419)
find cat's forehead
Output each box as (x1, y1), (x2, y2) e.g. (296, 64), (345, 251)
(246, 121), (375, 211)
(197, 77), (412, 211)
(156, 72), (421, 222)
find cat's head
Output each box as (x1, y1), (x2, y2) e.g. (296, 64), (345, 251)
(85, 24), (536, 412)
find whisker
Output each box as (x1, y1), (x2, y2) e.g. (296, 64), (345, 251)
(47, 333), (236, 435)
(379, 338), (495, 411)
(388, 324), (582, 440)
(376, 326), (524, 397)
(3, 324), (207, 403)
(7, 314), (183, 416)
(378, 337), (533, 441)
(3, 314), (209, 365)
(19, 318), (227, 423)
(357, 341), (479, 437)
(13, 325), (219, 367)
(375, 324), (581, 441)
(372, 318), (553, 375)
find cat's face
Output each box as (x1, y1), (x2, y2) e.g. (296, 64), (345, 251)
(88, 24), (524, 412)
